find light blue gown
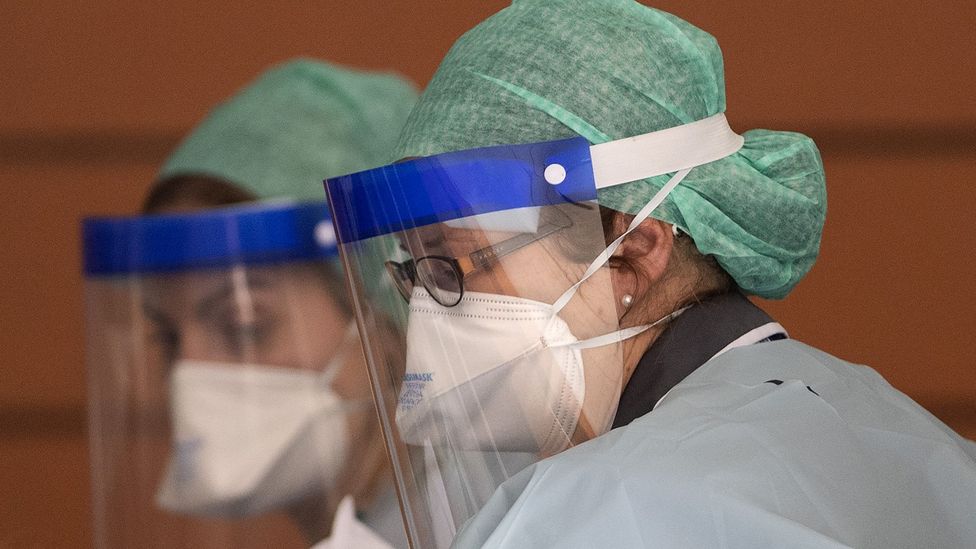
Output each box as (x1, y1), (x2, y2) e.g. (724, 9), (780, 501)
(454, 340), (976, 548)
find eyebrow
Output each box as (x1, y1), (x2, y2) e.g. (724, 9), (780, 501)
(421, 227), (483, 250)
(399, 228), (446, 254)
(420, 232), (446, 250)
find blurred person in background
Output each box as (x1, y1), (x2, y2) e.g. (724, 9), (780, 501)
(82, 59), (416, 548)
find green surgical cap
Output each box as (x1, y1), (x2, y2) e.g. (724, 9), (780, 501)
(160, 58), (418, 200)
(395, 0), (826, 299)
(159, 59), (416, 316)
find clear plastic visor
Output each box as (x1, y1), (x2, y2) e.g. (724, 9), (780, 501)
(326, 139), (627, 547)
(82, 203), (391, 547)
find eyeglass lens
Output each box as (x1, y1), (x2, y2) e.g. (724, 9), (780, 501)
(415, 257), (462, 306)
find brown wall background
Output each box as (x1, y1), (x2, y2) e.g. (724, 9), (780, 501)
(2, 1), (974, 546)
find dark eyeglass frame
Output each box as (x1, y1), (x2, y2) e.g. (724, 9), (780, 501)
(385, 212), (573, 307)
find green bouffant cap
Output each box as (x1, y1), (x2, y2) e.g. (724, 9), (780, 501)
(160, 58), (418, 200)
(395, 0), (826, 299)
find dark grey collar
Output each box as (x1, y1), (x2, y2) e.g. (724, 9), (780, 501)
(611, 291), (781, 429)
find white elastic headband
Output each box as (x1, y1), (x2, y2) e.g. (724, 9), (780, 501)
(548, 113), (743, 317)
(448, 114), (742, 233)
(589, 113), (743, 189)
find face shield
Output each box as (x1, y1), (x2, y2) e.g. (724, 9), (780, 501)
(324, 114), (744, 547)
(82, 201), (377, 547)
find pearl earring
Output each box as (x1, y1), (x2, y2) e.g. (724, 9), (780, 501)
(621, 294), (634, 308)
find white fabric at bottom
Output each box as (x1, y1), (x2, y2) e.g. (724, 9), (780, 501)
(312, 496), (394, 549)
(452, 340), (976, 548)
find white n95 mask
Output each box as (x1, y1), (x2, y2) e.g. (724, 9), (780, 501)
(397, 287), (686, 455)
(156, 335), (360, 517)
(397, 289), (586, 456)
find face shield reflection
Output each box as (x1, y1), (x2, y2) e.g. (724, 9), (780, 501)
(392, 204), (623, 457)
(326, 139), (629, 547)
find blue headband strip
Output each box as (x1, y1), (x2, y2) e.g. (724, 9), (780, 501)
(324, 137), (597, 243)
(82, 201), (339, 276)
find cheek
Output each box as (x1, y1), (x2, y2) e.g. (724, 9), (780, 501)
(265, 270), (372, 398)
(500, 242), (584, 303)
(250, 322), (303, 366)
(331, 354), (373, 401)
(252, 275), (348, 369)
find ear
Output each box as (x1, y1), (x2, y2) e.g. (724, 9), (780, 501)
(610, 218), (674, 316)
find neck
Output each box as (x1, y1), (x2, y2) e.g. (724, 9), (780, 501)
(287, 492), (331, 544)
(620, 322), (670, 388)
(285, 453), (391, 543)
(285, 399), (392, 543)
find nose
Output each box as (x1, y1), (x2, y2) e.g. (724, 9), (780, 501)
(175, 324), (237, 364)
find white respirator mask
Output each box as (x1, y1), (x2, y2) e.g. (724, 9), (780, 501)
(156, 324), (362, 517)
(396, 169), (693, 455)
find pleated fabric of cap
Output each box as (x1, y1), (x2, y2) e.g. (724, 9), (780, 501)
(160, 58), (419, 201)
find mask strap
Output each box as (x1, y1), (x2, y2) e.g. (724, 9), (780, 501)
(550, 167), (692, 316)
(557, 305), (690, 351)
(319, 323), (373, 412)
(320, 321), (360, 386)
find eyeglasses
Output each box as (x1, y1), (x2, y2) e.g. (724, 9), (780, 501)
(386, 214), (572, 307)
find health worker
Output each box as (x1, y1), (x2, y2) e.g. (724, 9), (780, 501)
(82, 59), (416, 549)
(322, 2), (976, 548)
